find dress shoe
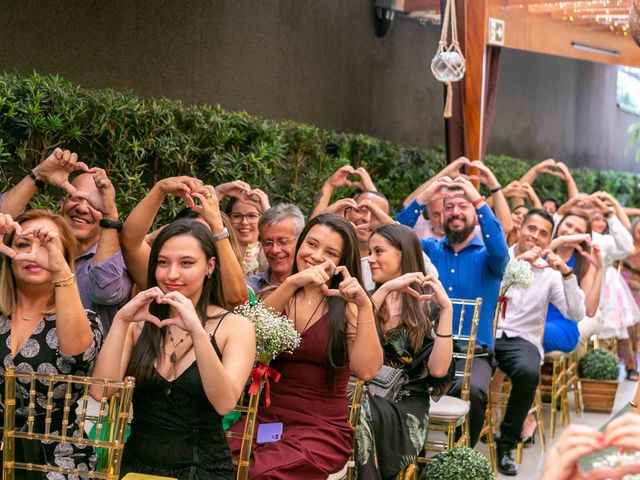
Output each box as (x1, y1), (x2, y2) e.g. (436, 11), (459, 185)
(497, 447), (518, 476)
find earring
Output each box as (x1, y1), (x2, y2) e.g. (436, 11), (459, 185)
(207, 272), (213, 279)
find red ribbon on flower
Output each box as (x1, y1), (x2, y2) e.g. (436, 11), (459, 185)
(249, 362), (282, 407)
(498, 294), (509, 318)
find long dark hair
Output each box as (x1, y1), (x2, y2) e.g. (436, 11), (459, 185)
(290, 213), (364, 382)
(372, 224), (434, 350)
(126, 219), (224, 384)
(554, 210), (592, 283)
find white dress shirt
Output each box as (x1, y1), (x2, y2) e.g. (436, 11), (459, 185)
(496, 246), (587, 360)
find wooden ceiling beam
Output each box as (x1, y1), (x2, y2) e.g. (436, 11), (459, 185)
(487, 0), (640, 66)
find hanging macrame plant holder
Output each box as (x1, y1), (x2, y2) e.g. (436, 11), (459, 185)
(431, 0), (466, 118)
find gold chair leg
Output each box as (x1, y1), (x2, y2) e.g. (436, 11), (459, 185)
(516, 442), (523, 464)
(533, 389), (546, 453)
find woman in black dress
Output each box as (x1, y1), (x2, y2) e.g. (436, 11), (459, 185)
(91, 217), (255, 479)
(356, 224), (455, 479)
(0, 209), (104, 477)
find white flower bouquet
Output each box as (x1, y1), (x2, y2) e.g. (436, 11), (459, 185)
(501, 258), (533, 295)
(498, 259), (533, 318)
(234, 301), (301, 364)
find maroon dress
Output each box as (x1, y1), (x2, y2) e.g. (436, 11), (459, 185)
(229, 313), (352, 479)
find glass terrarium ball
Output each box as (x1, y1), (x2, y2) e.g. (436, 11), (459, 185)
(431, 51), (466, 82)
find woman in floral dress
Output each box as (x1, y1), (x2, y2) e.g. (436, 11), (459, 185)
(356, 224), (454, 479)
(0, 210), (104, 478)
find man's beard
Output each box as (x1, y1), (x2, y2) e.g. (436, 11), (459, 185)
(444, 217), (475, 245)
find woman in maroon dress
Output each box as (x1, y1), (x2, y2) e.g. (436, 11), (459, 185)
(231, 213), (383, 479)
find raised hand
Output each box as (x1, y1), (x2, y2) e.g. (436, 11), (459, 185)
(517, 246), (545, 269)
(13, 226), (69, 275)
(190, 185), (222, 227)
(326, 198), (358, 216)
(0, 214), (21, 259)
(157, 176), (204, 208)
(353, 199), (394, 231)
(243, 188), (270, 213)
(544, 250), (573, 275)
(553, 233), (592, 251)
(114, 287), (165, 327)
(321, 266), (370, 307)
(580, 243), (603, 270)
(215, 180), (251, 200)
(440, 157), (471, 179)
(353, 167), (377, 192)
(156, 291), (203, 333)
(469, 160), (500, 190)
(74, 168), (118, 217)
(289, 259), (336, 288)
(32, 148), (93, 195)
(327, 165), (357, 188)
(416, 176), (454, 205)
(502, 180), (525, 198)
(450, 176), (482, 203)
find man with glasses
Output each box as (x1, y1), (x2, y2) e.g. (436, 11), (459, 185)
(246, 204), (305, 297)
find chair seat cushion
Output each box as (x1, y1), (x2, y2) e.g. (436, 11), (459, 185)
(326, 461), (349, 480)
(545, 351), (565, 361)
(429, 395), (470, 420)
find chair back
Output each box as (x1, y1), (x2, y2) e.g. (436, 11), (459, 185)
(2, 367), (135, 480)
(225, 378), (263, 480)
(451, 297), (483, 402)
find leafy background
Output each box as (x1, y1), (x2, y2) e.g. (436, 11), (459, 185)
(1, 73), (639, 224)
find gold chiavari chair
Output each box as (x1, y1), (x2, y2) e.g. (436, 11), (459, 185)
(327, 377), (365, 480)
(2, 367), (134, 480)
(417, 297), (483, 463)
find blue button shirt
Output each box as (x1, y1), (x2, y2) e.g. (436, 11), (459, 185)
(419, 204), (509, 349)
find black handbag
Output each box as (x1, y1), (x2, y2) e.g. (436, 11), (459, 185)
(367, 365), (408, 402)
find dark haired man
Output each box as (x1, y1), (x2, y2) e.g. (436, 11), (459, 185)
(494, 208), (586, 476)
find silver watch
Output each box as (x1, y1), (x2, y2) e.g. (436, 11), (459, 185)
(212, 227), (230, 241)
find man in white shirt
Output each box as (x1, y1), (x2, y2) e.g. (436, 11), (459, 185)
(495, 208), (586, 476)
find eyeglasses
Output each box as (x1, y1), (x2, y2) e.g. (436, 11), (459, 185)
(261, 237), (296, 249)
(230, 213), (260, 224)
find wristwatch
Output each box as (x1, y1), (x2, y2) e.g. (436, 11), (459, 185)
(99, 219), (123, 232)
(28, 170), (45, 190)
(212, 227), (230, 241)
(561, 268), (574, 278)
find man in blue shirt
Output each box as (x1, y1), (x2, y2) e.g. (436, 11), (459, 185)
(398, 170), (509, 447)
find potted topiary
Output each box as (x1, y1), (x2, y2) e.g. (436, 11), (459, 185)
(578, 348), (620, 413)
(426, 446), (493, 480)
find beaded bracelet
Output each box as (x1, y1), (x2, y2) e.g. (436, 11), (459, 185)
(53, 273), (75, 287)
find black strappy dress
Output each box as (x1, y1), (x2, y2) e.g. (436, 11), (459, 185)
(119, 317), (234, 480)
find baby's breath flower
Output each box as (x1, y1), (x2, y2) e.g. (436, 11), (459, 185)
(234, 301), (301, 364)
(500, 259), (533, 295)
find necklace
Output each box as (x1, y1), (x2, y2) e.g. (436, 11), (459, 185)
(294, 292), (325, 334)
(167, 328), (191, 363)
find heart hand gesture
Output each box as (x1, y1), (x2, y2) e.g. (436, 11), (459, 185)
(33, 148), (93, 195)
(115, 287), (166, 326)
(0, 214), (22, 259)
(321, 266), (370, 308)
(14, 226), (70, 275)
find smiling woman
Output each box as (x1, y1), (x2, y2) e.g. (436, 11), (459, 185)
(90, 219), (256, 480)
(0, 209), (104, 477)
(228, 213), (383, 479)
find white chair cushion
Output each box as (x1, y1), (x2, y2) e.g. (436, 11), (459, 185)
(429, 395), (470, 420)
(545, 350), (565, 361)
(326, 461), (350, 480)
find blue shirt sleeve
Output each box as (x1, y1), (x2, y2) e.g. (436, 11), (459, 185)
(475, 204), (509, 276)
(396, 199), (426, 229)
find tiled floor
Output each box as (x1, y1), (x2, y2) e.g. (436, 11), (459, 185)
(474, 375), (638, 480)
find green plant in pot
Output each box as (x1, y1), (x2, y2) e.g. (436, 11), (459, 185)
(426, 446), (493, 480)
(578, 348), (620, 413)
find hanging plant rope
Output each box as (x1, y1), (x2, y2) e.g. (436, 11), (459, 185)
(431, 0), (466, 118)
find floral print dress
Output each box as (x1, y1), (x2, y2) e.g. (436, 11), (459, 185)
(0, 311), (104, 479)
(355, 327), (454, 480)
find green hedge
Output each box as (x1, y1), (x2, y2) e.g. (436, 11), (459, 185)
(1, 72), (638, 224)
